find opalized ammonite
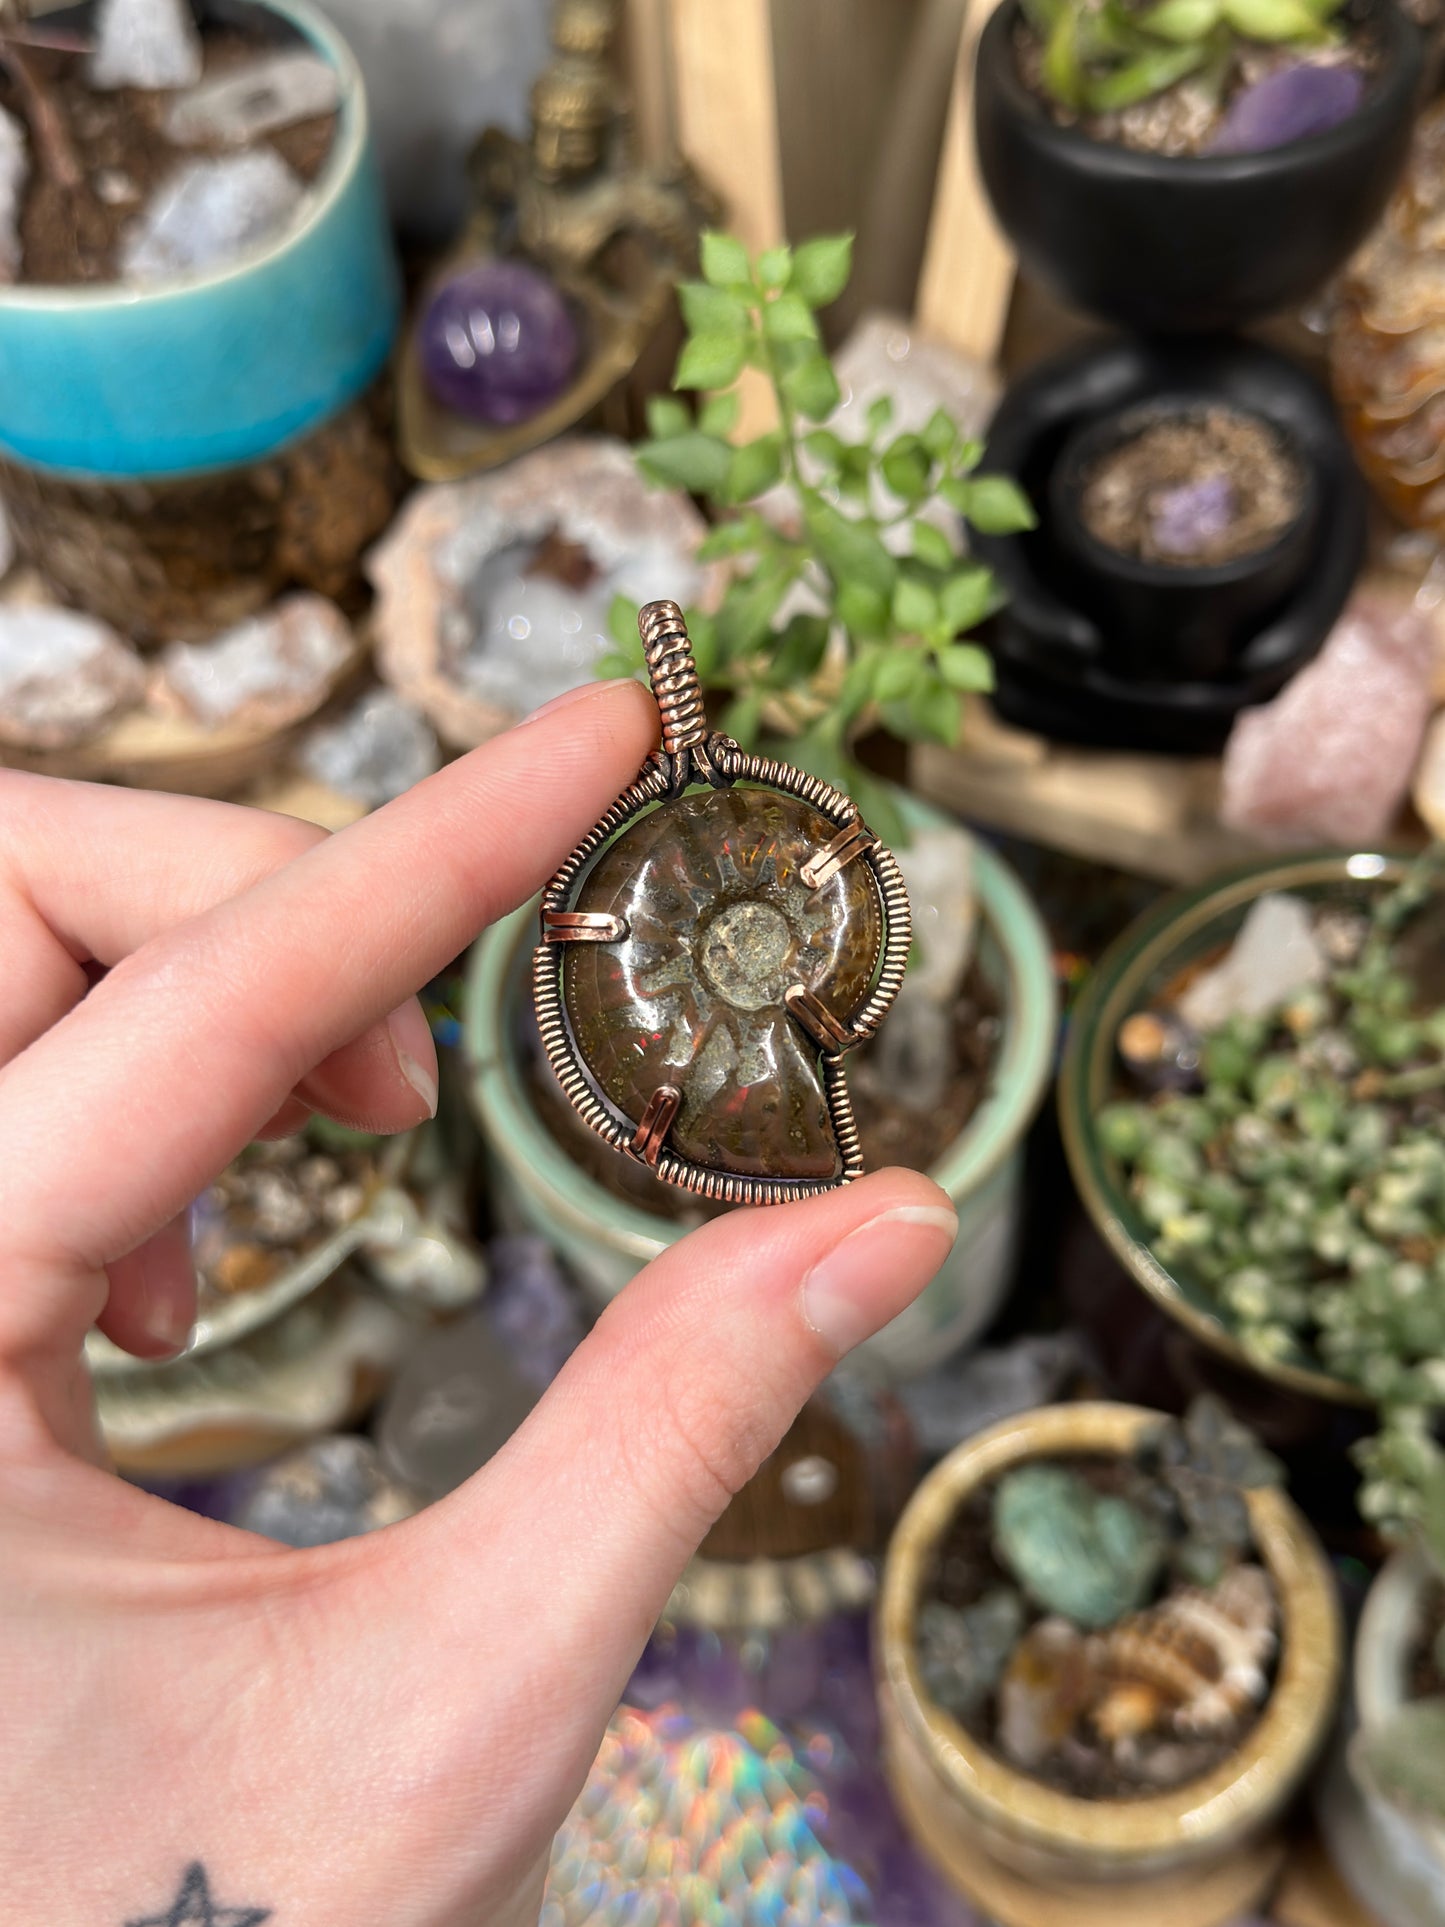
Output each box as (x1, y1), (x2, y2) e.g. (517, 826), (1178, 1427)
(534, 600), (910, 1203)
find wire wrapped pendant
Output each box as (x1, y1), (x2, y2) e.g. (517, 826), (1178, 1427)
(533, 600), (911, 1203)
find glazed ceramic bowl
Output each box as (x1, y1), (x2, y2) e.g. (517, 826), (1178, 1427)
(877, 1402), (1341, 1923)
(973, 0), (1422, 332)
(1059, 850), (1413, 1404)
(0, 0), (399, 479)
(465, 790), (1057, 1379)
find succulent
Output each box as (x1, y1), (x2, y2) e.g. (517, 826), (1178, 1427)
(1143, 1395), (1285, 1585)
(993, 1463), (1170, 1629)
(1351, 1465), (1445, 1827)
(1099, 852), (1445, 1535)
(597, 230), (1034, 844)
(1022, 0), (1346, 117)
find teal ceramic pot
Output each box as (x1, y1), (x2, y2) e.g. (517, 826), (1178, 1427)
(0, 0), (399, 481)
(465, 792), (1057, 1379)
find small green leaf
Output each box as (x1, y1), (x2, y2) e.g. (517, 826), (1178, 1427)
(835, 580), (890, 641)
(789, 232), (854, 309)
(911, 519), (956, 570)
(802, 429), (847, 470)
(1222, 0), (1322, 34)
(721, 691), (765, 744)
(1137, 0), (1221, 36)
(892, 576), (939, 634)
(881, 434), (931, 505)
(956, 438), (984, 474)
(865, 396), (894, 438)
(715, 562), (796, 659)
(695, 516), (763, 561)
(848, 768), (910, 849)
(678, 279), (751, 337)
(767, 611), (832, 684)
(1042, 6), (1087, 108)
(804, 500), (898, 598)
(909, 674), (963, 747)
(942, 567), (1002, 632)
(637, 431), (733, 495)
(723, 433), (784, 503)
(839, 641), (884, 706)
(938, 641), (995, 691)
(1019, 0), (1066, 34)
(697, 389), (742, 438)
(690, 611), (719, 677)
(874, 647), (923, 703)
(762, 292), (819, 343)
(646, 396), (691, 439)
(674, 332), (748, 393)
(700, 229), (752, 289)
(959, 475), (1037, 535)
(757, 245), (793, 290)
(781, 352), (842, 422)
(595, 649), (635, 680)
(1084, 40), (1205, 109)
(922, 407), (957, 460)
(608, 592), (641, 652)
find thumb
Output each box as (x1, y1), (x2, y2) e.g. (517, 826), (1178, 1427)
(407, 1168), (955, 1709)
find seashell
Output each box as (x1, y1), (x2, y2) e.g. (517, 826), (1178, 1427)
(1099, 1562), (1278, 1739)
(1091, 1679), (1167, 1743)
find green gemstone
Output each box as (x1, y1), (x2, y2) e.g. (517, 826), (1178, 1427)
(562, 787), (883, 1180)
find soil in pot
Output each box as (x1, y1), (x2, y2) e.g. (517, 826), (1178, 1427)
(1012, 4), (1378, 158)
(4, 2), (339, 289)
(913, 1399), (1284, 1800)
(1076, 406), (1304, 570)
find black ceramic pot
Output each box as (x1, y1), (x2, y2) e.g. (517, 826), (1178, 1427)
(1047, 399), (1320, 680)
(971, 336), (1367, 754)
(974, 0), (1422, 332)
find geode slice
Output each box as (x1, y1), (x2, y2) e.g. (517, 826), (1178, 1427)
(563, 788), (883, 1182)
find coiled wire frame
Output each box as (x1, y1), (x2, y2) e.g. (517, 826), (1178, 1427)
(533, 600), (912, 1204)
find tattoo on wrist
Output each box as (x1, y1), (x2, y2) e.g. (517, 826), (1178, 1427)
(125, 1862), (271, 1927)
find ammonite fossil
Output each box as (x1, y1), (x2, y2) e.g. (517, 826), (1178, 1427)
(1332, 101), (1445, 532)
(534, 599), (910, 1203)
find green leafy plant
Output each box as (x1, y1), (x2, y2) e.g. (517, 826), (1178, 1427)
(1022, 0), (1345, 117)
(596, 230), (1034, 843)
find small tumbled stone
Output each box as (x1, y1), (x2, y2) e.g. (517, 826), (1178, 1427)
(164, 50), (341, 146)
(1149, 474), (1236, 558)
(90, 0), (202, 91)
(1207, 61), (1365, 156)
(0, 604), (144, 749)
(416, 260), (580, 425)
(564, 787), (884, 1182)
(122, 151), (305, 284)
(1178, 894), (1326, 1032)
(997, 1617), (1097, 1769)
(993, 1463), (1168, 1629)
(237, 1436), (421, 1547)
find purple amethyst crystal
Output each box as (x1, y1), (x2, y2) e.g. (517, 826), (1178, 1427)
(1207, 62), (1365, 156)
(416, 259), (580, 425)
(1150, 473), (1237, 557)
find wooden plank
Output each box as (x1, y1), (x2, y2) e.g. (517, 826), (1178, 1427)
(916, 0), (1017, 367)
(911, 699), (1263, 886)
(620, 0), (676, 165)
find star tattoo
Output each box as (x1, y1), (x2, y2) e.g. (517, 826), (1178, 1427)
(125, 1862), (272, 1927)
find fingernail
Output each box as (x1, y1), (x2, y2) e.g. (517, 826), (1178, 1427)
(516, 680), (626, 729)
(140, 1285), (193, 1355)
(386, 999), (439, 1118)
(801, 1204), (958, 1358)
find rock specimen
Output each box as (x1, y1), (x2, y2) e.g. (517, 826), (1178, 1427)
(997, 1617), (1097, 1769)
(1220, 592), (1436, 848)
(416, 259), (581, 425)
(236, 1435), (420, 1547)
(1207, 62), (1364, 155)
(564, 788), (882, 1181)
(863, 820), (977, 1116)
(1150, 475), (1237, 558)
(189, 1130), (375, 1303)
(992, 1463), (1168, 1630)
(0, 603), (145, 748)
(1177, 893), (1326, 1031)
(122, 150), (306, 283)
(156, 593), (353, 731)
(163, 50), (342, 146)
(299, 688), (440, 807)
(90, 0), (203, 91)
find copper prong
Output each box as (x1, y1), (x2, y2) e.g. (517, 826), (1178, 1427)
(631, 1084), (682, 1165)
(542, 910), (628, 943)
(801, 821), (877, 892)
(785, 983), (854, 1054)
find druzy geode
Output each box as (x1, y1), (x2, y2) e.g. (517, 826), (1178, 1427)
(563, 788), (883, 1182)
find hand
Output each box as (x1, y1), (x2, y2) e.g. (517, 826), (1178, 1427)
(0, 680), (956, 1927)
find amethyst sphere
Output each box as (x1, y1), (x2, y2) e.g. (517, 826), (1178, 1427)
(417, 260), (581, 426)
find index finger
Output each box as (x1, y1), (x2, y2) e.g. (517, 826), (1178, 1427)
(0, 680), (654, 1289)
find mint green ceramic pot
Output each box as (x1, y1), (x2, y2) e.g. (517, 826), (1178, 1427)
(465, 792), (1056, 1379)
